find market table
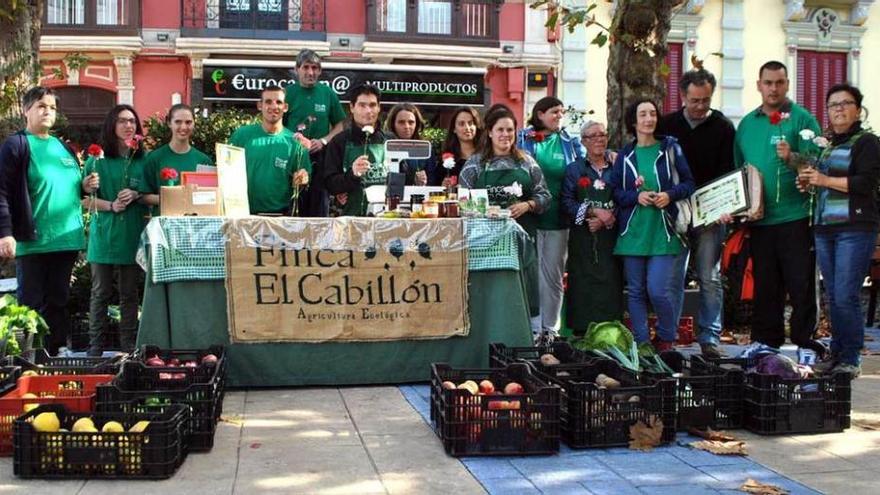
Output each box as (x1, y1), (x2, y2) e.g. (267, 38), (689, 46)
(135, 216), (533, 387)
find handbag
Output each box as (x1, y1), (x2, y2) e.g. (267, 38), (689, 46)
(666, 146), (693, 234)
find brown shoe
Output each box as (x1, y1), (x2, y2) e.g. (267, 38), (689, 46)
(700, 343), (727, 359)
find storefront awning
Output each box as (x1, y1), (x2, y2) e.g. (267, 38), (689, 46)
(202, 59), (486, 107)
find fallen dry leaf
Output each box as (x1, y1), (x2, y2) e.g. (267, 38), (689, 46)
(220, 414), (244, 426)
(734, 334), (751, 345)
(690, 440), (748, 456)
(629, 415), (664, 451)
(739, 478), (789, 494)
(853, 419), (880, 431)
(688, 427), (737, 442)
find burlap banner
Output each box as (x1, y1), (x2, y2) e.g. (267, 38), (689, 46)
(223, 217), (470, 342)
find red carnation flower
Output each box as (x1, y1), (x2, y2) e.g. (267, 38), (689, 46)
(441, 152), (455, 161)
(533, 131), (545, 143)
(160, 167), (179, 181)
(578, 177), (591, 189)
(87, 144), (104, 158)
(768, 111), (783, 126)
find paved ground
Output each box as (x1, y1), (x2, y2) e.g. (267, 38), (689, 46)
(1, 341), (878, 494)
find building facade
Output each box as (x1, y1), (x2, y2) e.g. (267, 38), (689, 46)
(560, 0), (880, 132)
(39, 0), (561, 141)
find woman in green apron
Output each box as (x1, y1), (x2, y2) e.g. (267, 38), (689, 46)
(324, 84), (387, 216)
(560, 121), (623, 336)
(459, 105), (551, 336)
(83, 104), (150, 355)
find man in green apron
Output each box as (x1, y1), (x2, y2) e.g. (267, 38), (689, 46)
(324, 84), (387, 217)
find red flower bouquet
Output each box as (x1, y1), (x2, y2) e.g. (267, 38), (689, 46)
(160, 167), (179, 185)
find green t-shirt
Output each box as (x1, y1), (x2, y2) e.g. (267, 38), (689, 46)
(142, 144), (212, 193)
(17, 133), (85, 256)
(228, 124), (312, 214)
(284, 82), (346, 139)
(734, 101), (821, 226)
(614, 143), (682, 256)
(533, 132), (567, 230)
(85, 155), (149, 265)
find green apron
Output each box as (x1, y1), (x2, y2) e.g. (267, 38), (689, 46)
(565, 165), (624, 335)
(331, 142), (387, 216)
(474, 165), (540, 317)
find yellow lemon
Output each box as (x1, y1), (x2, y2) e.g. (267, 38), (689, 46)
(32, 412), (60, 433)
(21, 393), (38, 399)
(21, 370), (38, 377)
(72, 417), (97, 433)
(23, 403), (40, 413)
(128, 421), (150, 433)
(101, 421), (124, 433)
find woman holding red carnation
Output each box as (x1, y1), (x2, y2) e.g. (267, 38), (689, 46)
(516, 97), (586, 344)
(83, 104), (150, 356)
(142, 104), (212, 207)
(560, 121), (623, 336)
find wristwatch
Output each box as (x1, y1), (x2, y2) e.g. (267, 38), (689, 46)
(320, 138), (328, 146)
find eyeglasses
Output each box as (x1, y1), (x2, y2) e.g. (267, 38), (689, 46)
(582, 133), (608, 140)
(116, 117), (137, 125)
(827, 100), (856, 110)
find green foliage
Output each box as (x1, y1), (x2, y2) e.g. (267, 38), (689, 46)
(143, 107), (258, 160)
(421, 126), (448, 155)
(51, 52), (91, 81)
(0, 294), (49, 356)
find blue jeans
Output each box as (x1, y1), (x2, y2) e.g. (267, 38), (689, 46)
(671, 224), (725, 345)
(815, 229), (877, 366)
(623, 255), (678, 343)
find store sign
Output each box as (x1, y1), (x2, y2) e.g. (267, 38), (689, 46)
(224, 217), (470, 343)
(204, 65), (484, 106)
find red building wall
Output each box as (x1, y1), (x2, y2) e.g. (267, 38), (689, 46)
(133, 58), (190, 120)
(326, 0), (365, 33)
(142, 0), (180, 28)
(499, 2), (524, 40)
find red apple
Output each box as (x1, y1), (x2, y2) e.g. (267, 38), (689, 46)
(503, 382), (524, 395)
(146, 357), (166, 367)
(478, 380), (495, 395)
(201, 354), (219, 365)
(487, 400), (508, 410)
(441, 381), (456, 390)
(167, 358), (181, 367)
(158, 372), (173, 380)
(183, 361), (198, 368)
(507, 400), (521, 410)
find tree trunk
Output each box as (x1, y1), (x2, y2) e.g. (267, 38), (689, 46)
(606, 0), (680, 149)
(0, 1), (42, 120)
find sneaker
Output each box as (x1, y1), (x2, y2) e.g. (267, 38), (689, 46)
(813, 352), (838, 374)
(738, 341), (780, 361)
(700, 343), (727, 359)
(829, 362), (861, 378)
(534, 331), (556, 347)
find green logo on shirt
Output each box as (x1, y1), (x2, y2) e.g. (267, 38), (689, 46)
(274, 157), (288, 170)
(314, 103), (327, 113)
(61, 157), (77, 168)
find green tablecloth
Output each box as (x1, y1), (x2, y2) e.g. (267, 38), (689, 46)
(136, 217), (533, 387)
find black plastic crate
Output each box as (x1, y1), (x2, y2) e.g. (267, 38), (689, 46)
(95, 369), (225, 452)
(641, 352), (744, 431)
(532, 359), (676, 448)
(13, 403), (189, 479)
(5, 350), (126, 377)
(124, 345), (225, 389)
(488, 341), (602, 371)
(0, 366), (20, 396)
(430, 362), (560, 457)
(744, 369), (851, 435)
(689, 355), (746, 430)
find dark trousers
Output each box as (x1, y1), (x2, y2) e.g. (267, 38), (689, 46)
(297, 150), (329, 217)
(749, 218), (823, 353)
(88, 263), (142, 355)
(16, 250), (79, 355)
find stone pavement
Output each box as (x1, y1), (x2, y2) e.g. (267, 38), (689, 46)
(0, 347), (878, 494)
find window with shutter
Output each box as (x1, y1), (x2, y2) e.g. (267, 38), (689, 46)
(663, 43), (684, 115)
(796, 50), (847, 128)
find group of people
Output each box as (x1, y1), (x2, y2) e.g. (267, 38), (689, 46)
(0, 51), (877, 378)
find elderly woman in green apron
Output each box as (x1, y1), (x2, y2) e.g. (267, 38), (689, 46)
(459, 105), (551, 335)
(324, 83), (388, 216)
(83, 104), (150, 355)
(560, 121), (623, 336)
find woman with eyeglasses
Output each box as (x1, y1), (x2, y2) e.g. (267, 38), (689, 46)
(83, 104), (150, 356)
(797, 83), (880, 378)
(516, 97), (586, 343)
(560, 121), (623, 336)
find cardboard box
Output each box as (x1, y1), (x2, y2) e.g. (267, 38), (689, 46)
(160, 185), (223, 216)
